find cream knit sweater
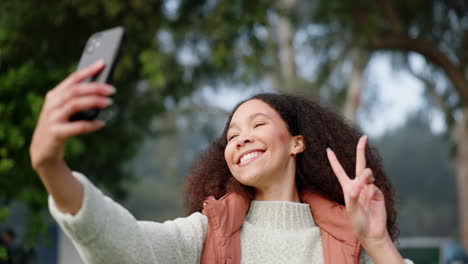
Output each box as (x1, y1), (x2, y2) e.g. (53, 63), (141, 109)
(49, 172), (412, 264)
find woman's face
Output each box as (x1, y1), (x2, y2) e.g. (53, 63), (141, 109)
(224, 99), (302, 190)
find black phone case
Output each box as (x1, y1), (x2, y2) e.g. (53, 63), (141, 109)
(69, 26), (125, 122)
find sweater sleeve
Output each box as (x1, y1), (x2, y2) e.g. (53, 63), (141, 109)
(49, 171), (207, 264)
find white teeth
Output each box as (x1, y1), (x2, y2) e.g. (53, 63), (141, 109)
(239, 151), (263, 165)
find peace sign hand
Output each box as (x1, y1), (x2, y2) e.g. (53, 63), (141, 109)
(326, 136), (389, 247)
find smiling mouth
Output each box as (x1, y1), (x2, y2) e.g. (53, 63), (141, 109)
(237, 151), (265, 167)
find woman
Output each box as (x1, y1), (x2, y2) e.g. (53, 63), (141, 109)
(30, 61), (412, 263)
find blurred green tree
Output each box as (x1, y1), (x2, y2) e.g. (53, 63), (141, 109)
(0, 0), (187, 247)
(300, 0), (468, 249)
(0, 0), (172, 247)
(0, 0), (277, 248)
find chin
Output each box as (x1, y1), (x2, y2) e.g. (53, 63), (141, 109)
(233, 169), (267, 188)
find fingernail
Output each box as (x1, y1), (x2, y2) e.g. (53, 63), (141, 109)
(326, 147), (331, 153)
(363, 135), (368, 140)
(95, 59), (105, 66)
(109, 86), (116, 94)
(106, 98), (113, 106)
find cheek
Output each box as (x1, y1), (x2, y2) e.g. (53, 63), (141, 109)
(277, 130), (290, 141)
(274, 130), (293, 150)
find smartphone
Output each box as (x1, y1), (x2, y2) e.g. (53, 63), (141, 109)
(69, 26), (125, 122)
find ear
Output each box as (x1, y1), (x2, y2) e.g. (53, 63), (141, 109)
(290, 135), (305, 155)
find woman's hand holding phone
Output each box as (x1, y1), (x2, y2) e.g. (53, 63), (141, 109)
(30, 60), (114, 171)
(29, 60), (114, 214)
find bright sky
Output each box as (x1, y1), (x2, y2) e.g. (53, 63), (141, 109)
(359, 54), (424, 136)
(198, 53), (445, 137)
(360, 54), (445, 136)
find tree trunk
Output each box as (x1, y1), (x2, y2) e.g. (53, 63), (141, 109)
(454, 107), (468, 250)
(276, 0), (297, 92)
(344, 48), (365, 124)
(266, 20), (281, 92)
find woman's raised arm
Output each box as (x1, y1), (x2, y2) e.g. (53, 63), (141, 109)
(29, 60), (114, 215)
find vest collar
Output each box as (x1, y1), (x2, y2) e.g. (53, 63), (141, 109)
(202, 191), (361, 264)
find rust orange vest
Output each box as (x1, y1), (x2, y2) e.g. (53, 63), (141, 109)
(201, 191), (362, 264)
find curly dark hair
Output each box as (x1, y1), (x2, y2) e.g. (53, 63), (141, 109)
(184, 93), (399, 240)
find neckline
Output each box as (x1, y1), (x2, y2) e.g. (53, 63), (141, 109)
(244, 200), (316, 231)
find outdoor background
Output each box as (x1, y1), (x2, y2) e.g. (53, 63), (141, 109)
(1, 0), (467, 263)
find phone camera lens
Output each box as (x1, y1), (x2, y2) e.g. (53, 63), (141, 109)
(86, 45), (94, 53)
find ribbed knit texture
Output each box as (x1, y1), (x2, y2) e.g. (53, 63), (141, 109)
(49, 172), (413, 264)
(240, 201), (323, 263)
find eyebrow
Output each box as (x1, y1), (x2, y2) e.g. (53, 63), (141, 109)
(228, 113), (272, 130)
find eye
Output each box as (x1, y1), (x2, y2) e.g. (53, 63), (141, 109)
(228, 134), (238, 141)
(254, 122), (266, 128)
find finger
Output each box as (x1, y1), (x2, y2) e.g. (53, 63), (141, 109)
(327, 148), (350, 187)
(57, 60), (106, 91)
(358, 185), (367, 209)
(47, 83), (115, 112)
(52, 96), (112, 122)
(362, 185), (370, 211)
(363, 184), (378, 210)
(53, 120), (106, 139)
(348, 170), (373, 211)
(359, 168), (374, 185)
(42, 90), (60, 113)
(356, 135), (367, 177)
(58, 83), (115, 109)
(347, 180), (366, 212)
(69, 82), (115, 98)
(355, 169), (374, 211)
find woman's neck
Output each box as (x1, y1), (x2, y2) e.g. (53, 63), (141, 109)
(253, 182), (300, 202)
(253, 156), (300, 202)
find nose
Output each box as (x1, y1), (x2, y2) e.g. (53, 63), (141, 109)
(236, 134), (253, 148)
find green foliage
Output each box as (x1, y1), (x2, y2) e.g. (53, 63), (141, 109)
(23, 210), (48, 249)
(0, 207), (9, 222)
(0, 0), (279, 248)
(0, 246), (6, 261)
(0, 0), (175, 246)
